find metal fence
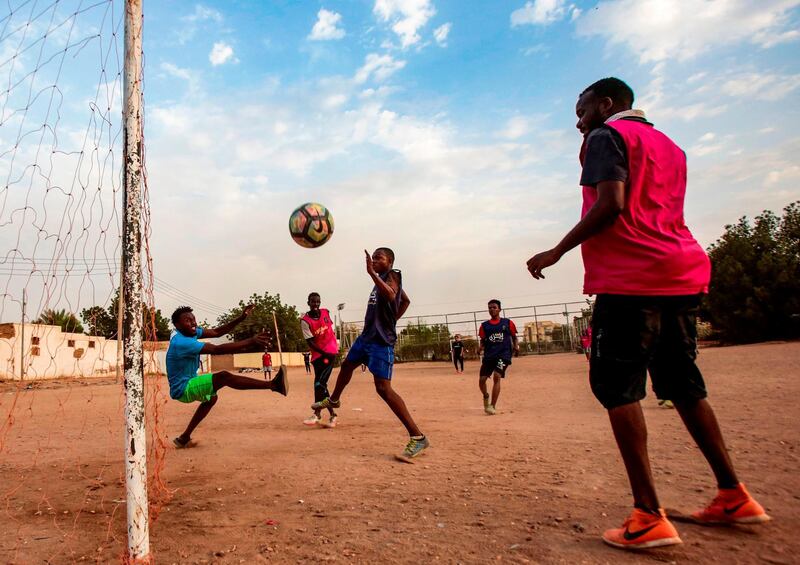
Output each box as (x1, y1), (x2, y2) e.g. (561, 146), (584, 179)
(340, 300), (594, 362)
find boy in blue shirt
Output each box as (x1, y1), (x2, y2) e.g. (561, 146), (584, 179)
(477, 299), (519, 415)
(312, 248), (429, 462)
(167, 304), (288, 448)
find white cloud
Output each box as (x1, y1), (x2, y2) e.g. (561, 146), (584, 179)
(159, 62), (201, 95)
(511, 0), (567, 26)
(577, 0), (800, 63)
(354, 53), (407, 84)
(499, 116), (530, 140)
(721, 72), (800, 101)
(373, 0), (436, 48)
(177, 4), (224, 44)
(209, 42), (236, 66)
(308, 8), (346, 41)
(433, 22), (451, 46)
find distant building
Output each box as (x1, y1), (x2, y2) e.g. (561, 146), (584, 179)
(523, 320), (559, 344)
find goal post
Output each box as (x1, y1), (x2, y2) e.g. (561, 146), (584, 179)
(122, 0), (149, 560)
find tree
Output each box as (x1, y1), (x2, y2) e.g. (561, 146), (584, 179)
(704, 201), (800, 343)
(216, 292), (306, 351)
(80, 289), (172, 341)
(35, 308), (84, 333)
(399, 322), (451, 345)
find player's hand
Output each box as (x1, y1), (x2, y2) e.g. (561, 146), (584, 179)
(527, 249), (561, 279)
(242, 304), (255, 317)
(365, 249), (377, 276)
(252, 332), (271, 348)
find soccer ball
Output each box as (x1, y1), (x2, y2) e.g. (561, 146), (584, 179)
(289, 202), (334, 248)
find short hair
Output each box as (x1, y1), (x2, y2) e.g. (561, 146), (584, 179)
(375, 247), (395, 263)
(308, 292), (320, 301)
(580, 77), (634, 108)
(171, 306), (193, 325)
(488, 299), (501, 308)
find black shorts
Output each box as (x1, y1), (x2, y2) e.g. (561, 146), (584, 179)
(590, 294), (708, 409)
(479, 357), (511, 378)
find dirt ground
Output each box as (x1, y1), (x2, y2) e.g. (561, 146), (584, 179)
(1, 342), (798, 564)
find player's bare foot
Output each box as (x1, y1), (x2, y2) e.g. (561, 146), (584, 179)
(173, 436), (196, 449)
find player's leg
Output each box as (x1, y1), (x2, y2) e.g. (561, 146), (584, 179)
(314, 356), (339, 426)
(212, 369), (287, 395)
(175, 396), (218, 446)
(651, 296), (768, 524)
(491, 371), (502, 408)
(591, 295), (682, 549)
(373, 377), (422, 436)
(479, 359), (492, 413)
(313, 337), (367, 411)
(453, 353), (459, 372)
(459, 356), (464, 372)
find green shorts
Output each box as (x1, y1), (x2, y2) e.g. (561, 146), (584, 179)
(178, 373), (217, 403)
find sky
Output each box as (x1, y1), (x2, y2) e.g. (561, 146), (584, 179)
(2, 0), (800, 327)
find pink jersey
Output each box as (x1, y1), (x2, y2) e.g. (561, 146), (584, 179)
(301, 308), (339, 361)
(580, 119), (711, 296)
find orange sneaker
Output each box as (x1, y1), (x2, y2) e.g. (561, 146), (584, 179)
(691, 483), (770, 524)
(602, 508), (682, 550)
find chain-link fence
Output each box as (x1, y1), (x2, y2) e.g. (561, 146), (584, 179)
(339, 300), (594, 362)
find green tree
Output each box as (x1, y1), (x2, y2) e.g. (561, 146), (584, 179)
(399, 322), (451, 345)
(80, 289), (172, 341)
(35, 308), (84, 333)
(216, 292), (306, 351)
(705, 201), (800, 343)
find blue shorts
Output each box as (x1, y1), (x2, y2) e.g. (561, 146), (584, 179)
(346, 336), (394, 380)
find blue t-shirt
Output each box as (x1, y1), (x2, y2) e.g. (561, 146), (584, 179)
(361, 270), (402, 346)
(165, 327), (205, 399)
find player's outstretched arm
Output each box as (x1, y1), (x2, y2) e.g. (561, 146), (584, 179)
(527, 180), (625, 279)
(200, 331), (269, 355)
(203, 304), (255, 338)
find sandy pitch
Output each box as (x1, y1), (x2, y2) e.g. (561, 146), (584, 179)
(1, 341), (798, 563)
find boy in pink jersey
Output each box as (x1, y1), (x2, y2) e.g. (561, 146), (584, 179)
(300, 292), (340, 427)
(527, 78), (769, 550)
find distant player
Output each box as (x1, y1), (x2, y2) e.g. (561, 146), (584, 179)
(526, 77), (769, 550)
(166, 305), (288, 449)
(477, 300), (519, 415)
(303, 352), (312, 374)
(579, 326), (592, 361)
(451, 334), (464, 373)
(312, 248), (429, 461)
(300, 292), (340, 428)
(261, 350), (272, 379)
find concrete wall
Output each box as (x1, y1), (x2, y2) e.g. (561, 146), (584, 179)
(233, 352), (306, 368)
(0, 323), (299, 380)
(0, 323), (170, 380)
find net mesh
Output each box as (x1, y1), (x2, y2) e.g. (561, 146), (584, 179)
(0, 1), (167, 560)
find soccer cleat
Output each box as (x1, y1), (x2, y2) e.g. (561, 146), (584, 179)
(658, 399), (675, 409)
(321, 415), (338, 429)
(270, 368), (288, 396)
(311, 397), (340, 411)
(485, 404), (496, 415)
(395, 435), (430, 462)
(691, 483), (770, 524)
(602, 508), (682, 550)
(303, 414), (321, 426)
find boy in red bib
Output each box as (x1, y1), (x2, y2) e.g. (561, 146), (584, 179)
(300, 292), (340, 427)
(527, 77), (769, 550)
